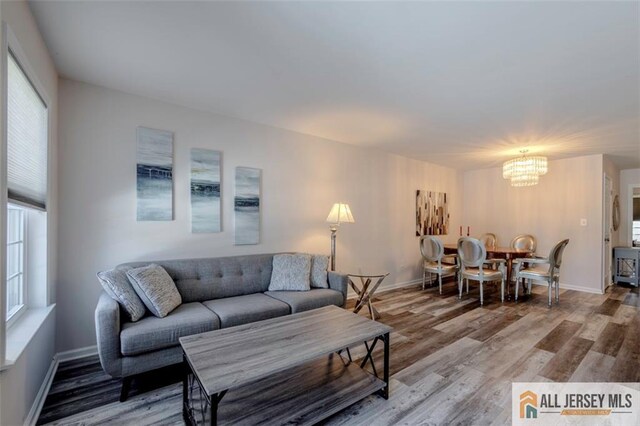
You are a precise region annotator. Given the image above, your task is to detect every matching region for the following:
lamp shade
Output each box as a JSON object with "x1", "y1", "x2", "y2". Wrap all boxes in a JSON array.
[{"x1": 326, "y1": 203, "x2": 355, "y2": 224}]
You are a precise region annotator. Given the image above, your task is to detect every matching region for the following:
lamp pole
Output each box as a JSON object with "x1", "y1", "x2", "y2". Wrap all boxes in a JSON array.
[{"x1": 330, "y1": 225, "x2": 338, "y2": 271}]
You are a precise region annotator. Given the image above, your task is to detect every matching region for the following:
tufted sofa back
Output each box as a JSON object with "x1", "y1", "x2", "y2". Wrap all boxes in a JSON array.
[{"x1": 120, "y1": 253, "x2": 275, "y2": 302}]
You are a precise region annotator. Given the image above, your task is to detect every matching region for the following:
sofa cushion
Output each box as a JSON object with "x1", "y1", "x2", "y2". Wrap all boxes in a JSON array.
[
  {"x1": 127, "y1": 264, "x2": 182, "y2": 318},
  {"x1": 120, "y1": 302, "x2": 220, "y2": 356},
  {"x1": 268, "y1": 254, "x2": 312, "y2": 291},
  {"x1": 120, "y1": 254, "x2": 275, "y2": 303},
  {"x1": 265, "y1": 289, "x2": 344, "y2": 313},
  {"x1": 202, "y1": 293, "x2": 290, "y2": 328},
  {"x1": 97, "y1": 266, "x2": 147, "y2": 322},
  {"x1": 311, "y1": 255, "x2": 330, "y2": 288}
]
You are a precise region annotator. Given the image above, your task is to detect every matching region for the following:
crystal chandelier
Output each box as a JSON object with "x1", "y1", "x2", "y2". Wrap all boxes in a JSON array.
[{"x1": 502, "y1": 150, "x2": 548, "y2": 187}]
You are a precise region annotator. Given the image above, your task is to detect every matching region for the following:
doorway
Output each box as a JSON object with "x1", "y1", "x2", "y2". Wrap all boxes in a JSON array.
[{"x1": 603, "y1": 174, "x2": 612, "y2": 291}]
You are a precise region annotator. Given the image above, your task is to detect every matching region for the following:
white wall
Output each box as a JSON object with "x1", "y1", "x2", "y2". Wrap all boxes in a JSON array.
[
  {"x1": 462, "y1": 154, "x2": 604, "y2": 293},
  {"x1": 0, "y1": 0, "x2": 58, "y2": 424},
  {"x1": 0, "y1": 310, "x2": 55, "y2": 426},
  {"x1": 620, "y1": 168, "x2": 640, "y2": 246},
  {"x1": 57, "y1": 79, "x2": 462, "y2": 352}
]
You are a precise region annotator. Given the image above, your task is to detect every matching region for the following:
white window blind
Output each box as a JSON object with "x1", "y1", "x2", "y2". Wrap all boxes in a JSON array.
[{"x1": 7, "y1": 51, "x2": 48, "y2": 210}]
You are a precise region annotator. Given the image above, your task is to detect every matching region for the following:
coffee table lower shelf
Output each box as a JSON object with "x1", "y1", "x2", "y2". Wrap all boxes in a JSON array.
[{"x1": 183, "y1": 354, "x2": 386, "y2": 425}]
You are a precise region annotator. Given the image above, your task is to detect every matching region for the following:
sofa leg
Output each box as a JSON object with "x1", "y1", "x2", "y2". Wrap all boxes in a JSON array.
[{"x1": 120, "y1": 376, "x2": 132, "y2": 402}]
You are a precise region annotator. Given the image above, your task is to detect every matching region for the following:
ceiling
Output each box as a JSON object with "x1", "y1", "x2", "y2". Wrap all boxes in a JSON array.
[{"x1": 29, "y1": 1, "x2": 640, "y2": 170}]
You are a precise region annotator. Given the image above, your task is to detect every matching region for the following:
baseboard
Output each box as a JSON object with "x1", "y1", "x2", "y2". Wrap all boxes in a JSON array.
[
  {"x1": 24, "y1": 355, "x2": 58, "y2": 426},
  {"x1": 56, "y1": 345, "x2": 98, "y2": 362},
  {"x1": 347, "y1": 278, "x2": 423, "y2": 299},
  {"x1": 532, "y1": 281, "x2": 604, "y2": 295},
  {"x1": 347, "y1": 276, "x2": 605, "y2": 298}
]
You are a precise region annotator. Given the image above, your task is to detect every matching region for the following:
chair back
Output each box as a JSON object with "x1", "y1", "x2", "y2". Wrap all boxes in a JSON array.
[
  {"x1": 511, "y1": 234, "x2": 537, "y2": 252},
  {"x1": 420, "y1": 235, "x2": 444, "y2": 263},
  {"x1": 548, "y1": 239, "x2": 569, "y2": 273},
  {"x1": 479, "y1": 233, "x2": 497, "y2": 250},
  {"x1": 457, "y1": 237, "x2": 487, "y2": 268}
]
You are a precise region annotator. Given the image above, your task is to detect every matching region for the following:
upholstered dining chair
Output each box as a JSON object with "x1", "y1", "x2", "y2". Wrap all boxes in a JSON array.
[
  {"x1": 508, "y1": 234, "x2": 537, "y2": 279},
  {"x1": 420, "y1": 235, "x2": 457, "y2": 294},
  {"x1": 457, "y1": 237, "x2": 505, "y2": 305},
  {"x1": 514, "y1": 239, "x2": 570, "y2": 307},
  {"x1": 510, "y1": 234, "x2": 537, "y2": 252},
  {"x1": 479, "y1": 233, "x2": 498, "y2": 250}
]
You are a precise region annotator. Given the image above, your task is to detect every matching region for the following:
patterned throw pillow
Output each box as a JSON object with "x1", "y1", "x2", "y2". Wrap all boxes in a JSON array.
[
  {"x1": 268, "y1": 254, "x2": 312, "y2": 291},
  {"x1": 97, "y1": 266, "x2": 147, "y2": 322},
  {"x1": 126, "y1": 264, "x2": 182, "y2": 318},
  {"x1": 311, "y1": 255, "x2": 330, "y2": 288}
]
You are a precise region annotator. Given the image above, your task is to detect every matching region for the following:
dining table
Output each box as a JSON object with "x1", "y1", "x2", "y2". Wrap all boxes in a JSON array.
[{"x1": 443, "y1": 244, "x2": 533, "y2": 298}]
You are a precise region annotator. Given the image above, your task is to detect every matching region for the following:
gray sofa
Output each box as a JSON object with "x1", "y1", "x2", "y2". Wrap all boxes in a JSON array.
[{"x1": 95, "y1": 253, "x2": 348, "y2": 401}]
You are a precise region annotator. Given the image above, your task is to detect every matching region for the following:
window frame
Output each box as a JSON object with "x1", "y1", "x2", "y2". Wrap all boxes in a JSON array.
[
  {"x1": 1, "y1": 24, "x2": 52, "y2": 336},
  {"x1": 6, "y1": 204, "x2": 26, "y2": 328}
]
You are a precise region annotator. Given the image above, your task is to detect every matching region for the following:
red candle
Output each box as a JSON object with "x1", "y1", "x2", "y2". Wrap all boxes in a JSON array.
[
  {"x1": 459, "y1": 226, "x2": 462, "y2": 236},
  {"x1": 467, "y1": 226, "x2": 470, "y2": 236}
]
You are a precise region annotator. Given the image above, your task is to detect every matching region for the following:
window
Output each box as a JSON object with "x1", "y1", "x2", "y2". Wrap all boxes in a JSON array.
[
  {"x1": 6, "y1": 205, "x2": 25, "y2": 322},
  {"x1": 5, "y1": 47, "x2": 48, "y2": 326}
]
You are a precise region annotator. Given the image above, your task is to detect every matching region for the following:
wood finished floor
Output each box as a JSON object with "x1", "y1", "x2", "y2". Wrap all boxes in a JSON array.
[{"x1": 38, "y1": 281, "x2": 640, "y2": 425}]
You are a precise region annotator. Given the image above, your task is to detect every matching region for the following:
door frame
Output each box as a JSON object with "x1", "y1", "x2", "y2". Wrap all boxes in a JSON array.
[{"x1": 602, "y1": 173, "x2": 613, "y2": 292}]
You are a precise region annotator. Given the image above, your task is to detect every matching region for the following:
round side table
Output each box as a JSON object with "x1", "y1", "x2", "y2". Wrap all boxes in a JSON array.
[{"x1": 347, "y1": 273, "x2": 389, "y2": 321}]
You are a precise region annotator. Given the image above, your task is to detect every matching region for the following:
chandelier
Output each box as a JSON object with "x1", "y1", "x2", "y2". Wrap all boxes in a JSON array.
[{"x1": 502, "y1": 150, "x2": 548, "y2": 187}]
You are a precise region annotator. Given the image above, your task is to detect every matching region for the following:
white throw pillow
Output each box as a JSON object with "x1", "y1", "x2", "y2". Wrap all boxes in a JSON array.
[
  {"x1": 310, "y1": 255, "x2": 330, "y2": 289},
  {"x1": 268, "y1": 254, "x2": 312, "y2": 291},
  {"x1": 127, "y1": 264, "x2": 182, "y2": 318}
]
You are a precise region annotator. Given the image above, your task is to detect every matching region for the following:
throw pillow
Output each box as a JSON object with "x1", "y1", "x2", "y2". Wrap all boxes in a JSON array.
[
  {"x1": 97, "y1": 266, "x2": 146, "y2": 322},
  {"x1": 127, "y1": 264, "x2": 182, "y2": 318},
  {"x1": 310, "y1": 254, "x2": 330, "y2": 288},
  {"x1": 268, "y1": 254, "x2": 312, "y2": 291}
]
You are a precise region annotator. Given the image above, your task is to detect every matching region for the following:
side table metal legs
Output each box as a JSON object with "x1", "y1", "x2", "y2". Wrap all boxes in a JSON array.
[{"x1": 349, "y1": 274, "x2": 389, "y2": 321}]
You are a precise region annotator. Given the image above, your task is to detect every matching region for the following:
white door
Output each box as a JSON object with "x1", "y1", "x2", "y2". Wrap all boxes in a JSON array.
[{"x1": 604, "y1": 175, "x2": 612, "y2": 290}]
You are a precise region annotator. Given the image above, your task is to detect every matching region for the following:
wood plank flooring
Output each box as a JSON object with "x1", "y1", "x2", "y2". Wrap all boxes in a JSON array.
[{"x1": 38, "y1": 280, "x2": 640, "y2": 425}]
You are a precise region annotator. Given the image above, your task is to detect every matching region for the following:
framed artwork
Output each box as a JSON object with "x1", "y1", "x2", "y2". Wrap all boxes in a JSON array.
[
  {"x1": 416, "y1": 190, "x2": 449, "y2": 236},
  {"x1": 190, "y1": 149, "x2": 221, "y2": 233},
  {"x1": 136, "y1": 127, "x2": 173, "y2": 221},
  {"x1": 234, "y1": 167, "x2": 261, "y2": 245}
]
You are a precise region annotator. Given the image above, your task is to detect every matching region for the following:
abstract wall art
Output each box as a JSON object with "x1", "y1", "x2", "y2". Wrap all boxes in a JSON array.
[
  {"x1": 416, "y1": 190, "x2": 449, "y2": 236},
  {"x1": 190, "y1": 148, "x2": 221, "y2": 233},
  {"x1": 136, "y1": 127, "x2": 174, "y2": 221},
  {"x1": 234, "y1": 167, "x2": 261, "y2": 245}
]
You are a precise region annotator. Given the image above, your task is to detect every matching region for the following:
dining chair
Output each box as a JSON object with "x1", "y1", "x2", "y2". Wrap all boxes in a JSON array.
[
  {"x1": 508, "y1": 234, "x2": 537, "y2": 281},
  {"x1": 514, "y1": 239, "x2": 570, "y2": 307},
  {"x1": 510, "y1": 234, "x2": 537, "y2": 252},
  {"x1": 457, "y1": 237, "x2": 505, "y2": 305},
  {"x1": 479, "y1": 233, "x2": 498, "y2": 250},
  {"x1": 420, "y1": 235, "x2": 458, "y2": 294}
]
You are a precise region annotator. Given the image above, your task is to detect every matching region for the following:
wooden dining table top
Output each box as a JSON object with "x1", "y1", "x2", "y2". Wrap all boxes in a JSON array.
[{"x1": 443, "y1": 244, "x2": 532, "y2": 256}]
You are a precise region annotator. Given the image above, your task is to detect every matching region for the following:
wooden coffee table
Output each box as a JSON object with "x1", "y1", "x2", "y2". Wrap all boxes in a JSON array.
[{"x1": 179, "y1": 305, "x2": 392, "y2": 425}]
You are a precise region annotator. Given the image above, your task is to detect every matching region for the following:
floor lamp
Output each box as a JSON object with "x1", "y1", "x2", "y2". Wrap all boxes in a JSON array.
[{"x1": 326, "y1": 203, "x2": 355, "y2": 271}]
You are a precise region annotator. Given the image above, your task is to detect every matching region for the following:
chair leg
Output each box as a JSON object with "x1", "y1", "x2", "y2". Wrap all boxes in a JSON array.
[
  {"x1": 458, "y1": 275, "x2": 463, "y2": 299},
  {"x1": 547, "y1": 282, "x2": 552, "y2": 308},
  {"x1": 479, "y1": 282, "x2": 484, "y2": 305},
  {"x1": 438, "y1": 274, "x2": 443, "y2": 295},
  {"x1": 466, "y1": 278, "x2": 469, "y2": 294},
  {"x1": 555, "y1": 279, "x2": 559, "y2": 303},
  {"x1": 422, "y1": 269, "x2": 426, "y2": 290},
  {"x1": 501, "y1": 278, "x2": 504, "y2": 303},
  {"x1": 515, "y1": 276, "x2": 519, "y2": 301},
  {"x1": 120, "y1": 376, "x2": 132, "y2": 402}
]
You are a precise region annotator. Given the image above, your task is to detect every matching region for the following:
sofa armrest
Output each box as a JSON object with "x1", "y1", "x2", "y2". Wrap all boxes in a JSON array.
[
  {"x1": 95, "y1": 292, "x2": 124, "y2": 377},
  {"x1": 327, "y1": 271, "x2": 349, "y2": 308}
]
